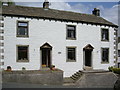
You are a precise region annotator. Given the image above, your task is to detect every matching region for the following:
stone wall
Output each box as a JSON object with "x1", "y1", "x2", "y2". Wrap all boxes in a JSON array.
[
  {"x1": 2, "y1": 70, "x2": 63, "y2": 85},
  {"x1": 76, "y1": 72, "x2": 118, "y2": 88}
]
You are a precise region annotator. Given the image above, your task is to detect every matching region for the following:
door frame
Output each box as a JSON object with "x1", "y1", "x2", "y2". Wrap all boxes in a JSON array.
[
  {"x1": 84, "y1": 49, "x2": 92, "y2": 67},
  {"x1": 40, "y1": 43, "x2": 52, "y2": 69},
  {"x1": 83, "y1": 44, "x2": 94, "y2": 69}
]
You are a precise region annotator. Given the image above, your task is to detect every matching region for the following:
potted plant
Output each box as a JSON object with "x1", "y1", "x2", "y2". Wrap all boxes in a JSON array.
[
  {"x1": 42, "y1": 64, "x2": 46, "y2": 68},
  {"x1": 6, "y1": 66, "x2": 12, "y2": 71},
  {"x1": 108, "y1": 66, "x2": 113, "y2": 72},
  {"x1": 22, "y1": 67, "x2": 26, "y2": 71},
  {"x1": 50, "y1": 65, "x2": 55, "y2": 70}
]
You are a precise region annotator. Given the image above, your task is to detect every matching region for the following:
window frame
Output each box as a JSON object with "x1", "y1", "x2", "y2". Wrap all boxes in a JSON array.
[
  {"x1": 16, "y1": 45, "x2": 29, "y2": 62},
  {"x1": 17, "y1": 21, "x2": 29, "y2": 37},
  {"x1": 101, "y1": 28, "x2": 109, "y2": 41},
  {"x1": 66, "y1": 47, "x2": 76, "y2": 62},
  {"x1": 66, "y1": 25, "x2": 76, "y2": 40},
  {"x1": 101, "y1": 48, "x2": 109, "y2": 64},
  {"x1": 118, "y1": 50, "x2": 120, "y2": 57}
]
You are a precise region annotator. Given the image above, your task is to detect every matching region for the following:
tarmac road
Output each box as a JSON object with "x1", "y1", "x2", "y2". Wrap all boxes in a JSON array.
[{"x1": 2, "y1": 82, "x2": 76, "y2": 88}]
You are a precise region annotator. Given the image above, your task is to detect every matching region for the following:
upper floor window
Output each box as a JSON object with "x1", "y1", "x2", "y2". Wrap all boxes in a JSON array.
[
  {"x1": 66, "y1": 47, "x2": 76, "y2": 62},
  {"x1": 101, "y1": 28, "x2": 109, "y2": 41},
  {"x1": 17, "y1": 21, "x2": 29, "y2": 37},
  {"x1": 101, "y1": 48, "x2": 109, "y2": 63},
  {"x1": 66, "y1": 25, "x2": 76, "y2": 40}
]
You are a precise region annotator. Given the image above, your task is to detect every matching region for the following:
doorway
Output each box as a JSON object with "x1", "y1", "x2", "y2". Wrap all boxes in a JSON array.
[
  {"x1": 83, "y1": 44, "x2": 94, "y2": 67},
  {"x1": 85, "y1": 50, "x2": 92, "y2": 67},
  {"x1": 40, "y1": 43, "x2": 52, "y2": 68}
]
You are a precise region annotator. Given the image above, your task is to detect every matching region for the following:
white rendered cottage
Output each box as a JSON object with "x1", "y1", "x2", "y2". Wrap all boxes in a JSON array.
[{"x1": 0, "y1": 1, "x2": 118, "y2": 77}]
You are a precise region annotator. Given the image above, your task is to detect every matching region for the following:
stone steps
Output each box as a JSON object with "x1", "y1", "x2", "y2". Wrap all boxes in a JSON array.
[{"x1": 70, "y1": 70, "x2": 83, "y2": 82}]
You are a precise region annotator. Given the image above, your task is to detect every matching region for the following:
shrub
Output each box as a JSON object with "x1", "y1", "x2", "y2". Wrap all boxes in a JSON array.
[
  {"x1": 112, "y1": 68, "x2": 120, "y2": 74},
  {"x1": 108, "y1": 66, "x2": 114, "y2": 72},
  {"x1": 108, "y1": 66, "x2": 120, "y2": 74},
  {"x1": 22, "y1": 67, "x2": 26, "y2": 70}
]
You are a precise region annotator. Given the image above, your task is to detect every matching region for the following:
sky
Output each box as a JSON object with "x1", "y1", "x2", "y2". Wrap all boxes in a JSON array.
[{"x1": 12, "y1": 0, "x2": 119, "y2": 26}]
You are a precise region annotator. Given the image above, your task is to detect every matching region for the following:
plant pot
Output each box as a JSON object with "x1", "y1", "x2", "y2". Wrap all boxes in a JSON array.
[
  {"x1": 42, "y1": 64, "x2": 47, "y2": 68},
  {"x1": 50, "y1": 65, "x2": 55, "y2": 70},
  {"x1": 6, "y1": 66, "x2": 12, "y2": 71}
]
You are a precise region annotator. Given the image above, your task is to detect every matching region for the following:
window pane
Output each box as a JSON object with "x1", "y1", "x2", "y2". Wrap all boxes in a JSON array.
[
  {"x1": 67, "y1": 48, "x2": 76, "y2": 61},
  {"x1": 67, "y1": 26, "x2": 75, "y2": 30},
  {"x1": 18, "y1": 22, "x2": 28, "y2": 26},
  {"x1": 17, "y1": 21, "x2": 28, "y2": 37},
  {"x1": 67, "y1": 30, "x2": 75, "y2": 38},
  {"x1": 102, "y1": 48, "x2": 109, "y2": 62},
  {"x1": 67, "y1": 25, "x2": 76, "y2": 39},
  {"x1": 118, "y1": 50, "x2": 120, "y2": 57},
  {"x1": 102, "y1": 29, "x2": 109, "y2": 41},
  {"x1": 18, "y1": 27, "x2": 27, "y2": 35},
  {"x1": 18, "y1": 46, "x2": 28, "y2": 60},
  {"x1": 68, "y1": 30, "x2": 71, "y2": 37}
]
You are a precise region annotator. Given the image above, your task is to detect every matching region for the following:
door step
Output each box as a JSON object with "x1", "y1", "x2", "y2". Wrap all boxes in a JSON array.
[
  {"x1": 84, "y1": 66, "x2": 93, "y2": 71},
  {"x1": 41, "y1": 68, "x2": 50, "y2": 71}
]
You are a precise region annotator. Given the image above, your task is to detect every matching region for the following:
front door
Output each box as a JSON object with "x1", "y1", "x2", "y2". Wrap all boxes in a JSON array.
[
  {"x1": 83, "y1": 44, "x2": 94, "y2": 68},
  {"x1": 85, "y1": 50, "x2": 92, "y2": 67},
  {"x1": 41, "y1": 48, "x2": 51, "y2": 67},
  {"x1": 40, "y1": 43, "x2": 52, "y2": 68}
]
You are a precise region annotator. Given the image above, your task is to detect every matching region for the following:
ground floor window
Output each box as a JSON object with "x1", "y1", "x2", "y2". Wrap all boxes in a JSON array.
[
  {"x1": 118, "y1": 50, "x2": 120, "y2": 57},
  {"x1": 66, "y1": 47, "x2": 76, "y2": 62},
  {"x1": 101, "y1": 48, "x2": 109, "y2": 63},
  {"x1": 17, "y1": 45, "x2": 29, "y2": 62}
]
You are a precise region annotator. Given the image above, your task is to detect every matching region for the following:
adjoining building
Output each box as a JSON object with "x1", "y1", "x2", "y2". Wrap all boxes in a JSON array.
[
  {"x1": 0, "y1": 1, "x2": 118, "y2": 77},
  {"x1": 117, "y1": 37, "x2": 120, "y2": 68}
]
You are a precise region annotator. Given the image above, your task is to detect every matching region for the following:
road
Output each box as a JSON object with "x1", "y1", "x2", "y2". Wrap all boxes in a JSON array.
[{"x1": 2, "y1": 82, "x2": 76, "y2": 88}]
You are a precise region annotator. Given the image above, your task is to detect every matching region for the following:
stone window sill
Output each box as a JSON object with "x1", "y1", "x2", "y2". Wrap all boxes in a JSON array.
[
  {"x1": 17, "y1": 35, "x2": 29, "y2": 38},
  {"x1": 66, "y1": 60, "x2": 76, "y2": 62},
  {"x1": 101, "y1": 62, "x2": 109, "y2": 64},
  {"x1": 101, "y1": 40, "x2": 109, "y2": 42},
  {"x1": 66, "y1": 38, "x2": 76, "y2": 40},
  {"x1": 17, "y1": 60, "x2": 29, "y2": 62}
]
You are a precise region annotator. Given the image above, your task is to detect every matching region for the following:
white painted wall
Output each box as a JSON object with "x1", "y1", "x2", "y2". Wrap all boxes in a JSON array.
[{"x1": 4, "y1": 16, "x2": 115, "y2": 77}]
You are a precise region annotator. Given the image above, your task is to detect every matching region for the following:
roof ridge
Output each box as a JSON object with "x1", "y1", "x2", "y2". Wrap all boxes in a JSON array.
[
  {"x1": 2, "y1": 5, "x2": 118, "y2": 27},
  {"x1": 9, "y1": 5, "x2": 96, "y2": 17}
]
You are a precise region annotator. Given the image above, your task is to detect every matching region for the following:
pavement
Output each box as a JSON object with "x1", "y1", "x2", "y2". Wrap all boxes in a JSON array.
[{"x1": 2, "y1": 82, "x2": 76, "y2": 88}]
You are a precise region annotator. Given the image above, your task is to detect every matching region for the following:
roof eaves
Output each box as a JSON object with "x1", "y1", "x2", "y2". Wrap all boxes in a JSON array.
[{"x1": 3, "y1": 13, "x2": 118, "y2": 28}]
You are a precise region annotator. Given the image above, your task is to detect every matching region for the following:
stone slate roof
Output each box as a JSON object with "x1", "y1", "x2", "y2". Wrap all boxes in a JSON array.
[{"x1": 1, "y1": 5, "x2": 118, "y2": 27}]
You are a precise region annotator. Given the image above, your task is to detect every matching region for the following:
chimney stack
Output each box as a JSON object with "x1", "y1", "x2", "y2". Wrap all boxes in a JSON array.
[
  {"x1": 2, "y1": 0, "x2": 15, "y2": 6},
  {"x1": 92, "y1": 8, "x2": 100, "y2": 16},
  {"x1": 43, "y1": 0, "x2": 49, "y2": 9}
]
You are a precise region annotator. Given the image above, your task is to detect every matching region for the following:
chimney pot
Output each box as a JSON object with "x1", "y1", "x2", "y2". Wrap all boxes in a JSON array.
[
  {"x1": 92, "y1": 8, "x2": 100, "y2": 16},
  {"x1": 43, "y1": 0, "x2": 49, "y2": 9}
]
